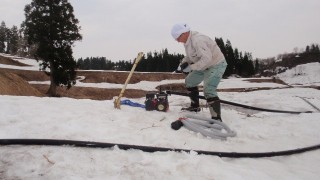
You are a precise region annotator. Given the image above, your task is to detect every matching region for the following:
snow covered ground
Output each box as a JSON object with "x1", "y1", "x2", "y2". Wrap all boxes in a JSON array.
[
  {"x1": 0, "y1": 53, "x2": 41, "y2": 71},
  {"x1": 0, "y1": 55, "x2": 320, "y2": 179}
]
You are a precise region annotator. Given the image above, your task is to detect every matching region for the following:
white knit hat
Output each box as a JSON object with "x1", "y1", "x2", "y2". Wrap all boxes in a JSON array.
[{"x1": 171, "y1": 23, "x2": 190, "y2": 39}]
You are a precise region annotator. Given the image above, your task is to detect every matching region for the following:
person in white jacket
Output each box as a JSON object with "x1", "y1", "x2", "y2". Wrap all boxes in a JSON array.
[{"x1": 171, "y1": 23, "x2": 227, "y2": 121}]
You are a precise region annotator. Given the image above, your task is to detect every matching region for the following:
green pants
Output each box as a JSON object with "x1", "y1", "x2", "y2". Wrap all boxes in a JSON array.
[{"x1": 185, "y1": 60, "x2": 227, "y2": 98}]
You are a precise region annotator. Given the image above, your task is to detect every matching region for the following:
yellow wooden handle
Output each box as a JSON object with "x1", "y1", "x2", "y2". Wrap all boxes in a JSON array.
[{"x1": 114, "y1": 52, "x2": 144, "y2": 109}]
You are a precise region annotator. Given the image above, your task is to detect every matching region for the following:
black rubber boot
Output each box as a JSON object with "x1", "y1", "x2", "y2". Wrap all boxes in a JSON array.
[
  {"x1": 182, "y1": 87, "x2": 200, "y2": 112},
  {"x1": 207, "y1": 97, "x2": 222, "y2": 122}
]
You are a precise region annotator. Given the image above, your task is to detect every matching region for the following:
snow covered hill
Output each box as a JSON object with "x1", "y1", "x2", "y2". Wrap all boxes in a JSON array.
[
  {"x1": 0, "y1": 55, "x2": 320, "y2": 179},
  {"x1": 277, "y1": 62, "x2": 320, "y2": 86}
]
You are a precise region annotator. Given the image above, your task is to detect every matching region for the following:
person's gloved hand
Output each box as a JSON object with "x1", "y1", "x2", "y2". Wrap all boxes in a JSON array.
[{"x1": 180, "y1": 62, "x2": 189, "y2": 71}]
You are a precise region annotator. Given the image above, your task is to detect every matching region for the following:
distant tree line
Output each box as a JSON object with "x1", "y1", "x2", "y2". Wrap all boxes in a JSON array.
[
  {"x1": 257, "y1": 43, "x2": 320, "y2": 76},
  {"x1": 304, "y1": 43, "x2": 320, "y2": 54},
  {"x1": 77, "y1": 48, "x2": 183, "y2": 72},
  {"x1": 77, "y1": 57, "x2": 115, "y2": 70},
  {"x1": 136, "y1": 49, "x2": 183, "y2": 72},
  {"x1": 0, "y1": 20, "x2": 42, "y2": 57},
  {"x1": 0, "y1": 21, "x2": 23, "y2": 55},
  {"x1": 276, "y1": 43, "x2": 320, "y2": 60},
  {"x1": 76, "y1": 39, "x2": 256, "y2": 77}
]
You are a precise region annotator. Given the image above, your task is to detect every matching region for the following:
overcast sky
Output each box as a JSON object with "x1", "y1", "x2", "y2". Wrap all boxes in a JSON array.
[{"x1": 1, "y1": 0, "x2": 320, "y2": 61}]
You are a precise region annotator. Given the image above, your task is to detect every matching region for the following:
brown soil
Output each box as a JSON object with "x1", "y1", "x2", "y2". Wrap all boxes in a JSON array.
[
  {"x1": 31, "y1": 84, "x2": 147, "y2": 100},
  {"x1": 78, "y1": 71, "x2": 184, "y2": 84},
  {"x1": 0, "y1": 70, "x2": 43, "y2": 97},
  {"x1": 2, "y1": 54, "x2": 316, "y2": 101},
  {"x1": 244, "y1": 78, "x2": 287, "y2": 85},
  {"x1": 1, "y1": 68, "x2": 50, "y2": 81}
]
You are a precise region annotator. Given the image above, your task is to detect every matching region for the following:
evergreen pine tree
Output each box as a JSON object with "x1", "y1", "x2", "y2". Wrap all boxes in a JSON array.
[
  {"x1": 311, "y1": 44, "x2": 317, "y2": 53},
  {"x1": 240, "y1": 52, "x2": 255, "y2": 77},
  {"x1": 136, "y1": 55, "x2": 147, "y2": 72},
  {"x1": 233, "y1": 48, "x2": 240, "y2": 74},
  {"x1": 16, "y1": 24, "x2": 28, "y2": 57},
  {"x1": 254, "y1": 59, "x2": 260, "y2": 75},
  {"x1": 315, "y1": 44, "x2": 320, "y2": 53},
  {"x1": 162, "y1": 48, "x2": 170, "y2": 72},
  {"x1": 146, "y1": 52, "x2": 154, "y2": 72},
  {"x1": 225, "y1": 40, "x2": 235, "y2": 76},
  {"x1": 305, "y1": 45, "x2": 310, "y2": 54},
  {"x1": 0, "y1": 21, "x2": 7, "y2": 53},
  {"x1": 7, "y1": 25, "x2": 19, "y2": 55},
  {"x1": 23, "y1": 0, "x2": 82, "y2": 96},
  {"x1": 83, "y1": 58, "x2": 90, "y2": 69}
]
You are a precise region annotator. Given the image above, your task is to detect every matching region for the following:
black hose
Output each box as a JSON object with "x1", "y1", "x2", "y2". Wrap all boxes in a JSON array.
[
  {"x1": 167, "y1": 91, "x2": 313, "y2": 114},
  {"x1": 1, "y1": 139, "x2": 319, "y2": 158}
]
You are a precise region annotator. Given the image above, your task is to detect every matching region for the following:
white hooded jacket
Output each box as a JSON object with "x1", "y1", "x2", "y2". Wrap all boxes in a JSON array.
[{"x1": 181, "y1": 31, "x2": 226, "y2": 71}]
